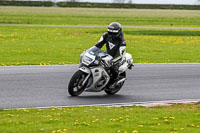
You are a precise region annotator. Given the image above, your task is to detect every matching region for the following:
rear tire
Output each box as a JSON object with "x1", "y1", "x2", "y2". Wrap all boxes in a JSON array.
[
  {"x1": 104, "y1": 72, "x2": 126, "y2": 95},
  {"x1": 68, "y1": 70, "x2": 87, "y2": 96}
]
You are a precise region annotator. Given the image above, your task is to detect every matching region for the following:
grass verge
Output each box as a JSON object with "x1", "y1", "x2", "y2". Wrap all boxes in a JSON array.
[
  {"x1": 0, "y1": 104, "x2": 200, "y2": 133},
  {"x1": 0, "y1": 6, "x2": 200, "y2": 27},
  {"x1": 0, "y1": 26, "x2": 200, "y2": 65}
]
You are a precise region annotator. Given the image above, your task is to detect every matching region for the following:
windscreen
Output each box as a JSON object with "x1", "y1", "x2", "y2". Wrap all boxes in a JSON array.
[{"x1": 88, "y1": 46, "x2": 107, "y2": 57}]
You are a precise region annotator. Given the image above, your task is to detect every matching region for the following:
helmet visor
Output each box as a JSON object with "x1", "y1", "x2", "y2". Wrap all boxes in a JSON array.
[
  {"x1": 107, "y1": 29, "x2": 119, "y2": 33},
  {"x1": 107, "y1": 29, "x2": 119, "y2": 38}
]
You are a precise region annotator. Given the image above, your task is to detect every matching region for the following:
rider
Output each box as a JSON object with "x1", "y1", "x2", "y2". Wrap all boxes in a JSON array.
[{"x1": 95, "y1": 22, "x2": 126, "y2": 81}]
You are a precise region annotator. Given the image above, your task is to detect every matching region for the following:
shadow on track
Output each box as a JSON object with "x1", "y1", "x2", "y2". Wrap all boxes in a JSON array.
[{"x1": 66, "y1": 94, "x2": 138, "y2": 105}]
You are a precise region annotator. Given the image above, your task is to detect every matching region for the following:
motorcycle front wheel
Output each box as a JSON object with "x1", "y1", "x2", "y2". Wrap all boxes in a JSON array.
[{"x1": 68, "y1": 70, "x2": 88, "y2": 96}]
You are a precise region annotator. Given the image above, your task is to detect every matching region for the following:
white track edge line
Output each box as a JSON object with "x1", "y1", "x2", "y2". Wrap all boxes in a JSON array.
[{"x1": 3, "y1": 99, "x2": 200, "y2": 110}]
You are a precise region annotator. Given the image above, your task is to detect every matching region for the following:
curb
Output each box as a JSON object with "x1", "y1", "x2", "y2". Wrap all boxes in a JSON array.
[{"x1": 5, "y1": 99, "x2": 199, "y2": 110}]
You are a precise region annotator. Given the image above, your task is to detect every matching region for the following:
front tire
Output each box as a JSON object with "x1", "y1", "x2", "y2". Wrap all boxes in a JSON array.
[{"x1": 68, "y1": 70, "x2": 87, "y2": 96}]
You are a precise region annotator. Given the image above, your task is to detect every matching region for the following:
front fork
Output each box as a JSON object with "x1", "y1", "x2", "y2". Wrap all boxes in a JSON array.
[{"x1": 79, "y1": 66, "x2": 91, "y2": 86}]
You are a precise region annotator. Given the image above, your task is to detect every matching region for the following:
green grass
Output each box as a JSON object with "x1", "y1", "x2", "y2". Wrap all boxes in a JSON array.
[
  {"x1": 0, "y1": 104, "x2": 200, "y2": 133},
  {"x1": 1, "y1": 6, "x2": 200, "y2": 27},
  {"x1": 0, "y1": 6, "x2": 200, "y2": 65},
  {"x1": 0, "y1": 26, "x2": 200, "y2": 65}
]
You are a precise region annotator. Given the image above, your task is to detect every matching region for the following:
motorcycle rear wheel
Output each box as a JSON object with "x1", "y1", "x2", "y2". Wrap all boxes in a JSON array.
[
  {"x1": 68, "y1": 70, "x2": 87, "y2": 96},
  {"x1": 104, "y1": 72, "x2": 126, "y2": 95}
]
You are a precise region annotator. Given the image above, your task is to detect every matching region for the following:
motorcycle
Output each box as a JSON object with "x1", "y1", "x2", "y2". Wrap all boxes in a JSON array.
[{"x1": 68, "y1": 46, "x2": 133, "y2": 96}]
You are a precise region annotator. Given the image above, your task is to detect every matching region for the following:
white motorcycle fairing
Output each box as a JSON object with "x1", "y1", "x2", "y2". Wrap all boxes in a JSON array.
[
  {"x1": 68, "y1": 46, "x2": 133, "y2": 96},
  {"x1": 118, "y1": 53, "x2": 133, "y2": 73},
  {"x1": 79, "y1": 66, "x2": 110, "y2": 92}
]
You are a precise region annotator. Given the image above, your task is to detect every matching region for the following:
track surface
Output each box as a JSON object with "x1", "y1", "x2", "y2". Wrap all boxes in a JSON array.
[
  {"x1": 0, "y1": 63, "x2": 200, "y2": 109},
  {"x1": 0, "y1": 24, "x2": 200, "y2": 29}
]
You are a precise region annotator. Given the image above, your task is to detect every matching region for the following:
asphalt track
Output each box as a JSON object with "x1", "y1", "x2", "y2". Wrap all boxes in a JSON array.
[
  {"x1": 0, "y1": 24, "x2": 200, "y2": 29},
  {"x1": 0, "y1": 63, "x2": 200, "y2": 109}
]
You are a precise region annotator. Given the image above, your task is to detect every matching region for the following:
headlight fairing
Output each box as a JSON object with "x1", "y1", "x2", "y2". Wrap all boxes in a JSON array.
[
  {"x1": 80, "y1": 50, "x2": 101, "y2": 66},
  {"x1": 82, "y1": 55, "x2": 94, "y2": 65}
]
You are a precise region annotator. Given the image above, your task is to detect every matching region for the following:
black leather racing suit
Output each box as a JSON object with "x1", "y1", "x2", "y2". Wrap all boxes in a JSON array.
[
  {"x1": 95, "y1": 32, "x2": 126, "y2": 79},
  {"x1": 95, "y1": 32, "x2": 126, "y2": 61}
]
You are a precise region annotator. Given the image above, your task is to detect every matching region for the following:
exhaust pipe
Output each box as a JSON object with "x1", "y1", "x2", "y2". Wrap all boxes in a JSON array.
[{"x1": 117, "y1": 78, "x2": 126, "y2": 84}]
